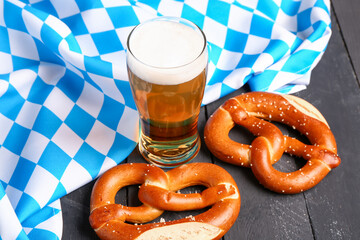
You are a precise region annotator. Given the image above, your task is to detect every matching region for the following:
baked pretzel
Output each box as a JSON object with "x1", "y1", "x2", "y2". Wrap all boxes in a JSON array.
[
  {"x1": 204, "y1": 92, "x2": 341, "y2": 194},
  {"x1": 89, "y1": 163, "x2": 240, "y2": 240}
]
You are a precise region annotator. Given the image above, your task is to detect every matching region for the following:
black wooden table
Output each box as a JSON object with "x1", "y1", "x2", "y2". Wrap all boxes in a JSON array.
[{"x1": 61, "y1": 2, "x2": 360, "y2": 239}]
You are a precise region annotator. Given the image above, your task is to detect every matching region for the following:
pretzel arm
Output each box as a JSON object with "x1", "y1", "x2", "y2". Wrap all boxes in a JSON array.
[
  {"x1": 250, "y1": 136, "x2": 334, "y2": 194},
  {"x1": 204, "y1": 107, "x2": 250, "y2": 166},
  {"x1": 139, "y1": 184, "x2": 235, "y2": 211}
]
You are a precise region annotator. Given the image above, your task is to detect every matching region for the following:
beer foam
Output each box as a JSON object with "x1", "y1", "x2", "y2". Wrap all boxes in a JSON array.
[{"x1": 127, "y1": 19, "x2": 207, "y2": 85}]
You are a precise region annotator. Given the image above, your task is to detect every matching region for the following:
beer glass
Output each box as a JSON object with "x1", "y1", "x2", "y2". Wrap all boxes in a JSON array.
[{"x1": 126, "y1": 17, "x2": 208, "y2": 168}]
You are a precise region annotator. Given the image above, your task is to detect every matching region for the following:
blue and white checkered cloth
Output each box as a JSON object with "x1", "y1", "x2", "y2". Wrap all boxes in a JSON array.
[{"x1": 0, "y1": 0, "x2": 331, "y2": 239}]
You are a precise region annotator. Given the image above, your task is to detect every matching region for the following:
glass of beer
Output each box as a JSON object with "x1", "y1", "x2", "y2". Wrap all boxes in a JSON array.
[{"x1": 126, "y1": 16, "x2": 208, "y2": 168}]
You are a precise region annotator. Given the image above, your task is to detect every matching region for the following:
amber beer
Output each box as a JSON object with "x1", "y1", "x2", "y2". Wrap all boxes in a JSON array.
[{"x1": 126, "y1": 17, "x2": 208, "y2": 167}]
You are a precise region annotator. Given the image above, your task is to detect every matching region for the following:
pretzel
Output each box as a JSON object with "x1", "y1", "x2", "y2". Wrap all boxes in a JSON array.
[
  {"x1": 204, "y1": 92, "x2": 341, "y2": 194},
  {"x1": 89, "y1": 162, "x2": 240, "y2": 240}
]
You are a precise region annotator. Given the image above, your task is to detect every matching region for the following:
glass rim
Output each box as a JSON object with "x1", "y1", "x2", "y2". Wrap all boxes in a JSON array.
[{"x1": 126, "y1": 16, "x2": 207, "y2": 70}]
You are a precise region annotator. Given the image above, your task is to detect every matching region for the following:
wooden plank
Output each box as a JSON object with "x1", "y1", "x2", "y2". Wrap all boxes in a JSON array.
[
  {"x1": 295, "y1": 13, "x2": 360, "y2": 239},
  {"x1": 332, "y1": 0, "x2": 360, "y2": 83}
]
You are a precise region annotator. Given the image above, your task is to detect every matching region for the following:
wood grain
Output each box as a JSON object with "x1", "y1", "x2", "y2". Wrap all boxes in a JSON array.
[
  {"x1": 296, "y1": 13, "x2": 360, "y2": 240},
  {"x1": 332, "y1": 0, "x2": 360, "y2": 84}
]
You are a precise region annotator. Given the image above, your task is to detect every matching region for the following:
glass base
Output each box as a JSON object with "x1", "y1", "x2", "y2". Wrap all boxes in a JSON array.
[{"x1": 138, "y1": 133, "x2": 201, "y2": 168}]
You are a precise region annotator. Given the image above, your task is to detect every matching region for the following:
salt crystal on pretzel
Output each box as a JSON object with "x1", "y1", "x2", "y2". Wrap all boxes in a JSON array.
[
  {"x1": 204, "y1": 92, "x2": 341, "y2": 194},
  {"x1": 89, "y1": 163, "x2": 240, "y2": 240}
]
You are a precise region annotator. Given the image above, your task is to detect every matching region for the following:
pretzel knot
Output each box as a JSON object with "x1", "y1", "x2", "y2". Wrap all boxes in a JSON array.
[
  {"x1": 89, "y1": 163, "x2": 240, "y2": 240},
  {"x1": 204, "y1": 92, "x2": 341, "y2": 194}
]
